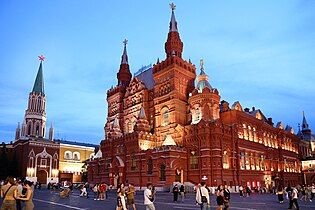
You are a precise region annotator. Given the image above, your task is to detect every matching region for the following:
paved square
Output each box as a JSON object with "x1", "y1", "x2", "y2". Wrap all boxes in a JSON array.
[{"x1": 21, "y1": 189, "x2": 315, "y2": 210}]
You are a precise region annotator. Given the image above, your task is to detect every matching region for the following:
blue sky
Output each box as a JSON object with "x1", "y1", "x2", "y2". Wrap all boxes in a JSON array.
[{"x1": 0, "y1": 0, "x2": 314, "y2": 145}]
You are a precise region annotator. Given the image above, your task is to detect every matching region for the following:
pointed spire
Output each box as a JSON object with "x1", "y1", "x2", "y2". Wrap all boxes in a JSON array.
[
  {"x1": 302, "y1": 111, "x2": 309, "y2": 130},
  {"x1": 169, "y1": 3, "x2": 178, "y2": 32},
  {"x1": 32, "y1": 57, "x2": 45, "y2": 94},
  {"x1": 165, "y1": 3, "x2": 183, "y2": 58},
  {"x1": 117, "y1": 39, "x2": 132, "y2": 86},
  {"x1": 113, "y1": 117, "x2": 120, "y2": 128},
  {"x1": 49, "y1": 122, "x2": 54, "y2": 141},
  {"x1": 121, "y1": 39, "x2": 128, "y2": 64},
  {"x1": 200, "y1": 58, "x2": 206, "y2": 75},
  {"x1": 138, "y1": 106, "x2": 147, "y2": 119}
]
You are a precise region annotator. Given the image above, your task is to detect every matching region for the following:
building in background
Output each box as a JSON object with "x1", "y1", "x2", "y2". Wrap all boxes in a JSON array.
[
  {"x1": 56, "y1": 139, "x2": 97, "y2": 183},
  {"x1": 5, "y1": 57, "x2": 98, "y2": 184},
  {"x1": 299, "y1": 113, "x2": 315, "y2": 184},
  {"x1": 88, "y1": 4, "x2": 304, "y2": 189}
]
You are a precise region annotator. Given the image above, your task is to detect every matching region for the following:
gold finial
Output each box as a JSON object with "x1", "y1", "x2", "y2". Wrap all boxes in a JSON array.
[
  {"x1": 200, "y1": 58, "x2": 204, "y2": 70},
  {"x1": 123, "y1": 39, "x2": 128, "y2": 46},
  {"x1": 170, "y1": 3, "x2": 176, "y2": 11}
]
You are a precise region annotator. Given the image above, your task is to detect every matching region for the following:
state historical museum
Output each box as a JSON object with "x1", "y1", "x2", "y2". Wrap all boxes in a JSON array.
[{"x1": 88, "y1": 5, "x2": 303, "y2": 189}]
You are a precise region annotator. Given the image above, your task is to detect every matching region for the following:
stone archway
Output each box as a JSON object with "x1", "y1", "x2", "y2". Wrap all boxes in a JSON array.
[
  {"x1": 171, "y1": 158, "x2": 185, "y2": 183},
  {"x1": 37, "y1": 170, "x2": 48, "y2": 184}
]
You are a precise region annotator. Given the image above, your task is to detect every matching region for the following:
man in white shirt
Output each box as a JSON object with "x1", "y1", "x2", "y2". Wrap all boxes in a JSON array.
[
  {"x1": 144, "y1": 183, "x2": 155, "y2": 210},
  {"x1": 288, "y1": 187, "x2": 299, "y2": 210},
  {"x1": 196, "y1": 182, "x2": 210, "y2": 210}
]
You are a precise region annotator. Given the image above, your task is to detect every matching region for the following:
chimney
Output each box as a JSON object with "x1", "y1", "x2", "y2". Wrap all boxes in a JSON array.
[
  {"x1": 252, "y1": 107, "x2": 255, "y2": 111},
  {"x1": 244, "y1": 108, "x2": 250, "y2": 112},
  {"x1": 268, "y1": 117, "x2": 274, "y2": 126}
]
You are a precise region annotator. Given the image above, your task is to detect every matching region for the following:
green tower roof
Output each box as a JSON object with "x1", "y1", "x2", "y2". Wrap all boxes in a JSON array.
[{"x1": 32, "y1": 61, "x2": 45, "y2": 94}]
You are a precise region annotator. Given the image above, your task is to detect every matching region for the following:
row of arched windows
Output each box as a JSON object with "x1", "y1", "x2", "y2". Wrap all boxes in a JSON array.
[
  {"x1": 64, "y1": 151, "x2": 80, "y2": 160},
  {"x1": 239, "y1": 123, "x2": 298, "y2": 153}
]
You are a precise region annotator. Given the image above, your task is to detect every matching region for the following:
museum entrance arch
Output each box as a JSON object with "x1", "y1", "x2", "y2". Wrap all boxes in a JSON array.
[
  {"x1": 37, "y1": 170, "x2": 48, "y2": 184},
  {"x1": 111, "y1": 156, "x2": 125, "y2": 188}
]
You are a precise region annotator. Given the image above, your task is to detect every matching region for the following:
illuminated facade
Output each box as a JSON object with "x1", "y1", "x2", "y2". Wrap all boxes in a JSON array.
[
  {"x1": 57, "y1": 140, "x2": 96, "y2": 183},
  {"x1": 88, "y1": 4, "x2": 303, "y2": 188}
]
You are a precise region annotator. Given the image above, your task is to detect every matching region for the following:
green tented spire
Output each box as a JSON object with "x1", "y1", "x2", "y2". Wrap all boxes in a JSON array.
[{"x1": 32, "y1": 61, "x2": 45, "y2": 94}]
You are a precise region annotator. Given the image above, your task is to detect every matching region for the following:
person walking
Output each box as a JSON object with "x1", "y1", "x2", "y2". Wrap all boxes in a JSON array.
[
  {"x1": 216, "y1": 185, "x2": 224, "y2": 210},
  {"x1": 117, "y1": 183, "x2": 127, "y2": 210},
  {"x1": 288, "y1": 187, "x2": 299, "y2": 210},
  {"x1": 300, "y1": 185, "x2": 307, "y2": 201},
  {"x1": 239, "y1": 186, "x2": 243, "y2": 197},
  {"x1": 126, "y1": 183, "x2": 136, "y2": 210},
  {"x1": 277, "y1": 185, "x2": 284, "y2": 203},
  {"x1": 246, "y1": 186, "x2": 251, "y2": 197},
  {"x1": 179, "y1": 184, "x2": 185, "y2": 202},
  {"x1": 99, "y1": 182, "x2": 106, "y2": 200},
  {"x1": 195, "y1": 182, "x2": 210, "y2": 210},
  {"x1": 0, "y1": 176, "x2": 18, "y2": 210},
  {"x1": 223, "y1": 185, "x2": 230, "y2": 210},
  {"x1": 17, "y1": 180, "x2": 34, "y2": 210},
  {"x1": 172, "y1": 184, "x2": 179, "y2": 202},
  {"x1": 144, "y1": 183, "x2": 155, "y2": 210}
]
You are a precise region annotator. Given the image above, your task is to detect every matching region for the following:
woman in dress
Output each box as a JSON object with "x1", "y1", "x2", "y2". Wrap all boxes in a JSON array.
[
  {"x1": 0, "y1": 176, "x2": 17, "y2": 210},
  {"x1": 18, "y1": 180, "x2": 34, "y2": 210},
  {"x1": 116, "y1": 183, "x2": 127, "y2": 210},
  {"x1": 216, "y1": 185, "x2": 224, "y2": 210}
]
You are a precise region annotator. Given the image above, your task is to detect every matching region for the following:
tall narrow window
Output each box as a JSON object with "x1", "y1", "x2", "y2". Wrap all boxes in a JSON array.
[
  {"x1": 189, "y1": 151, "x2": 198, "y2": 169},
  {"x1": 240, "y1": 152, "x2": 245, "y2": 170},
  {"x1": 223, "y1": 151, "x2": 229, "y2": 169},
  {"x1": 161, "y1": 107, "x2": 169, "y2": 126},
  {"x1": 147, "y1": 158, "x2": 153, "y2": 174},
  {"x1": 160, "y1": 164, "x2": 166, "y2": 181},
  {"x1": 131, "y1": 155, "x2": 136, "y2": 171}
]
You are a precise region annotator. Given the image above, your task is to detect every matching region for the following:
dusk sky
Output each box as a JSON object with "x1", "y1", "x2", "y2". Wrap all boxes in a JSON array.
[{"x1": 1, "y1": 0, "x2": 314, "y2": 145}]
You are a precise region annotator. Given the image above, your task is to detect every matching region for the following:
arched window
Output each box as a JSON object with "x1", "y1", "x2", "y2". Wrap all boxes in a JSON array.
[
  {"x1": 222, "y1": 151, "x2": 229, "y2": 169},
  {"x1": 64, "y1": 151, "x2": 72, "y2": 160},
  {"x1": 240, "y1": 152, "x2": 245, "y2": 170},
  {"x1": 161, "y1": 107, "x2": 169, "y2": 126},
  {"x1": 73, "y1": 152, "x2": 80, "y2": 160},
  {"x1": 147, "y1": 158, "x2": 153, "y2": 174},
  {"x1": 27, "y1": 123, "x2": 32, "y2": 135},
  {"x1": 192, "y1": 105, "x2": 202, "y2": 124},
  {"x1": 189, "y1": 151, "x2": 198, "y2": 169},
  {"x1": 160, "y1": 164, "x2": 166, "y2": 181},
  {"x1": 35, "y1": 124, "x2": 40, "y2": 136}
]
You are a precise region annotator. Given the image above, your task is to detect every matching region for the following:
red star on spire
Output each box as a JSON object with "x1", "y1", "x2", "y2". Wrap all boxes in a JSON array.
[{"x1": 38, "y1": 55, "x2": 45, "y2": 61}]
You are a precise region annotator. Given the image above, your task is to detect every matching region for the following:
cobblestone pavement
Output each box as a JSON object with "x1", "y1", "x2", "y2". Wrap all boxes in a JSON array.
[{"x1": 24, "y1": 189, "x2": 315, "y2": 210}]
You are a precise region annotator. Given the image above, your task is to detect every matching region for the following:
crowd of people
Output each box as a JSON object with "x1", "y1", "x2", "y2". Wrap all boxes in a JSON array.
[
  {"x1": 2, "y1": 175, "x2": 315, "y2": 210},
  {"x1": 0, "y1": 176, "x2": 34, "y2": 210}
]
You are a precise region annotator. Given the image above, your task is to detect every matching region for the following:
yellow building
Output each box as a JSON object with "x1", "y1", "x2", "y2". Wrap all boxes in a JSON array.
[{"x1": 56, "y1": 140, "x2": 97, "y2": 183}]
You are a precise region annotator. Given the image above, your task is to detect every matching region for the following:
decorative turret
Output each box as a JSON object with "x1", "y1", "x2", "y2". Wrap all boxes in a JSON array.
[
  {"x1": 49, "y1": 123, "x2": 54, "y2": 141},
  {"x1": 165, "y1": 3, "x2": 183, "y2": 58},
  {"x1": 15, "y1": 122, "x2": 20, "y2": 140},
  {"x1": 301, "y1": 111, "x2": 311, "y2": 136},
  {"x1": 109, "y1": 116, "x2": 123, "y2": 138},
  {"x1": 117, "y1": 39, "x2": 132, "y2": 86},
  {"x1": 23, "y1": 55, "x2": 47, "y2": 138},
  {"x1": 134, "y1": 107, "x2": 150, "y2": 132},
  {"x1": 196, "y1": 59, "x2": 212, "y2": 93}
]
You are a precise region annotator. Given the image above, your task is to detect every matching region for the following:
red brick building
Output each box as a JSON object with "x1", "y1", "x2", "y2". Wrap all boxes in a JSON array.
[{"x1": 88, "y1": 4, "x2": 303, "y2": 189}]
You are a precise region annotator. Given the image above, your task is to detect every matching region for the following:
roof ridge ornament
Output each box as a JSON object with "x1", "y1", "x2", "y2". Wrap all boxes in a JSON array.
[
  {"x1": 38, "y1": 55, "x2": 45, "y2": 62},
  {"x1": 200, "y1": 58, "x2": 204, "y2": 70},
  {"x1": 170, "y1": 2, "x2": 176, "y2": 11}
]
